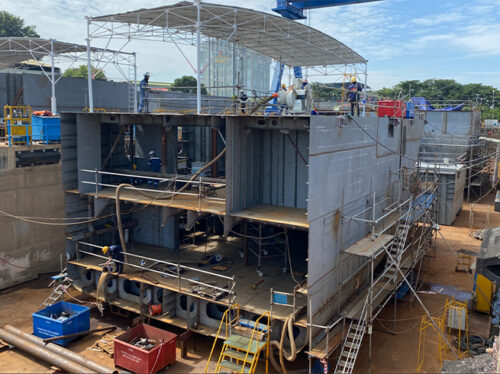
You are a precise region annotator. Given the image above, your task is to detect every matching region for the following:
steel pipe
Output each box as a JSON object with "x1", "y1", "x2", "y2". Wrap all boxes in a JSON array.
[
  {"x1": 0, "y1": 327, "x2": 96, "y2": 374},
  {"x1": 3, "y1": 325, "x2": 117, "y2": 374}
]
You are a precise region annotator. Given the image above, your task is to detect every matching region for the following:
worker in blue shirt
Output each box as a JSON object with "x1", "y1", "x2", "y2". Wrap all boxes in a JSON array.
[
  {"x1": 148, "y1": 150, "x2": 162, "y2": 188},
  {"x1": 102, "y1": 244, "x2": 124, "y2": 274},
  {"x1": 138, "y1": 72, "x2": 150, "y2": 113},
  {"x1": 348, "y1": 76, "x2": 363, "y2": 116}
]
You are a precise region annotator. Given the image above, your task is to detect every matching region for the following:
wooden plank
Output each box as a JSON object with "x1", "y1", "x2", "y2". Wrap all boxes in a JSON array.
[
  {"x1": 66, "y1": 187, "x2": 226, "y2": 215},
  {"x1": 232, "y1": 204, "x2": 308, "y2": 229},
  {"x1": 344, "y1": 234, "x2": 394, "y2": 257}
]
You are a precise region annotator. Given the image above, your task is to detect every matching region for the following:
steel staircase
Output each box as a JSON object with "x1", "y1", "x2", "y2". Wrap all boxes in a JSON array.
[
  {"x1": 206, "y1": 304, "x2": 270, "y2": 374},
  {"x1": 383, "y1": 209, "x2": 413, "y2": 282},
  {"x1": 335, "y1": 293, "x2": 370, "y2": 374}
]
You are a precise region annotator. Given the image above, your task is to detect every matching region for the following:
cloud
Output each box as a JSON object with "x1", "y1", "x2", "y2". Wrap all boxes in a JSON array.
[{"x1": 3, "y1": 0, "x2": 500, "y2": 89}]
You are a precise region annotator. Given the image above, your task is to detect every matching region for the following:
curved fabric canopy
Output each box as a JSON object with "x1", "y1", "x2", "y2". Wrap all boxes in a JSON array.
[
  {"x1": 90, "y1": 1, "x2": 366, "y2": 67},
  {"x1": 0, "y1": 37, "x2": 130, "y2": 69}
]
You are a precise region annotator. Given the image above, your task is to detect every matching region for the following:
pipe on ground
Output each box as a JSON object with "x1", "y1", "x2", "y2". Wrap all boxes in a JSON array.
[
  {"x1": 0, "y1": 327, "x2": 96, "y2": 374},
  {"x1": 4, "y1": 324, "x2": 117, "y2": 374}
]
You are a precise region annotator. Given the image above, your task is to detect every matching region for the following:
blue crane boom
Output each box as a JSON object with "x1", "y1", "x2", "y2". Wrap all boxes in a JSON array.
[{"x1": 272, "y1": 0, "x2": 382, "y2": 20}]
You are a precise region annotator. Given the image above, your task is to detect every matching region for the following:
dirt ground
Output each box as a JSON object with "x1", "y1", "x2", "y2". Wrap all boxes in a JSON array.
[{"x1": 0, "y1": 192, "x2": 498, "y2": 373}]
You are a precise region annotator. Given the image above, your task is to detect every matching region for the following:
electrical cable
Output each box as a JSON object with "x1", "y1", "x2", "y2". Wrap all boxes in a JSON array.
[
  {"x1": 455, "y1": 335, "x2": 492, "y2": 355},
  {"x1": 376, "y1": 319, "x2": 419, "y2": 335},
  {"x1": 284, "y1": 229, "x2": 301, "y2": 288}
]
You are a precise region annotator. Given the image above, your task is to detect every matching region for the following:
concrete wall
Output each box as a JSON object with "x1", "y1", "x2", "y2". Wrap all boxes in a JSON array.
[
  {"x1": 0, "y1": 144, "x2": 65, "y2": 290},
  {"x1": 307, "y1": 115, "x2": 425, "y2": 326}
]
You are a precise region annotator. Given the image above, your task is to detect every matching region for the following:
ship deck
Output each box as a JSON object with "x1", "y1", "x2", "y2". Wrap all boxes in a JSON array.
[{"x1": 69, "y1": 236, "x2": 308, "y2": 324}]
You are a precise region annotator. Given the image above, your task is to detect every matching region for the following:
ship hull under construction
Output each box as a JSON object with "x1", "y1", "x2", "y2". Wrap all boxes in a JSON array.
[{"x1": 62, "y1": 112, "x2": 436, "y2": 360}]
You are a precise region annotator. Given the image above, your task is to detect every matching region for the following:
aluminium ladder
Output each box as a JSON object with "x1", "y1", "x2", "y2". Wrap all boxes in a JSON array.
[
  {"x1": 335, "y1": 293, "x2": 370, "y2": 374},
  {"x1": 383, "y1": 209, "x2": 413, "y2": 282}
]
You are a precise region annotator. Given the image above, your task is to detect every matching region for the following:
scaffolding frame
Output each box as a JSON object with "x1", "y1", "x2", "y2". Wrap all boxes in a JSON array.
[
  {"x1": 85, "y1": 1, "x2": 368, "y2": 115},
  {"x1": 0, "y1": 37, "x2": 136, "y2": 114},
  {"x1": 305, "y1": 167, "x2": 444, "y2": 370}
]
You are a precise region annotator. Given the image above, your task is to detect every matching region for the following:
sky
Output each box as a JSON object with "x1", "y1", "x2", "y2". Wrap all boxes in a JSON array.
[{"x1": 2, "y1": 0, "x2": 500, "y2": 90}]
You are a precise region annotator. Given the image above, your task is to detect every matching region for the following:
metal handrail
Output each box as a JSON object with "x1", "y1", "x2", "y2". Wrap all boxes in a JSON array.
[
  {"x1": 242, "y1": 310, "x2": 270, "y2": 373},
  {"x1": 76, "y1": 241, "x2": 235, "y2": 299},
  {"x1": 205, "y1": 303, "x2": 240, "y2": 374},
  {"x1": 80, "y1": 169, "x2": 226, "y2": 187},
  {"x1": 81, "y1": 181, "x2": 225, "y2": 200}
]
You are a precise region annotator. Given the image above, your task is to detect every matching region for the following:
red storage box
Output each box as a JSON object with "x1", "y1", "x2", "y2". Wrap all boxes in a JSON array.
[
  {"x1": 114, "y1": 323, "x2": 177, "y2": 373},
  {"x1": 378, "y1": 100, "x2": 406, "y2": 118}
]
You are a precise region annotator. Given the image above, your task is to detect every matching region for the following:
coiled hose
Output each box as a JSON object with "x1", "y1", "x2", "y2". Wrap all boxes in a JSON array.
[
  {"x1": 455, "y1": 334, "x2": 492, "y2": 355},
  {"x1": 269, "y1": 311, "x2": 308, "y2": 373}
]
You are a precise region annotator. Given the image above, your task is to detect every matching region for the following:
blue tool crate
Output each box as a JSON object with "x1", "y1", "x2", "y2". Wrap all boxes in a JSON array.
[
  {"x1": 31, "y1": 115, "x2": 61, "y2": 143},
  {"x1": 32, "y1": 301, "x2": 90, "y2": 346}
]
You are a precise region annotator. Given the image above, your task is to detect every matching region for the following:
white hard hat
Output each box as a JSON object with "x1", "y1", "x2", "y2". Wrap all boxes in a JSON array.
[{"x1": 149, "y1": 150, "x2": 156, "y2": 156}]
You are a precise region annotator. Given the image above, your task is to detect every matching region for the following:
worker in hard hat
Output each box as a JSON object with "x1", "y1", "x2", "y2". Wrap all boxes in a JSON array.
[
  {"x1": 148, "y1": 150, "x2": 162, "y2": 188},
  {"x1": 238, "y1": 90, "x2": 248, "y2": 114},
  {"x1": 348, "y1": 76, "x2": 363, "y2": 116},
  {"x1": 138, "y1": 72, "x2": 150, "y2": 113},
  {"x1": 102, "y1": 244, "x2": 124, "y2": 274},
  {"x1": 278, "y1": 83, "x2": 287, "y2": 114}
]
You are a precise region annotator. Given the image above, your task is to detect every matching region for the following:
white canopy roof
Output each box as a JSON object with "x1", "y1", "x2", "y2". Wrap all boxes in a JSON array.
[{"x1": 90, "y1": 1, "x2": 366, "y2": 67}]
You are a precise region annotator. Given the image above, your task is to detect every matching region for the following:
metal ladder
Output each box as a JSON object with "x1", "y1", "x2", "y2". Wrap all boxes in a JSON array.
[
  {"x1": 383, "y1": 209, "x2": 412, "y2": 282},
  {"x1": 40, "y1": 270, "x2": 71, "y2": 308},
  {"x1": 335, "y1": 293, "x2": 370, "y2": 374},
  {"x1": 206, "y1": 304, "x2": 270, "y2": 374},
  {"x1": 128, "y1": 83, "x2": 136, "y2": 113}
]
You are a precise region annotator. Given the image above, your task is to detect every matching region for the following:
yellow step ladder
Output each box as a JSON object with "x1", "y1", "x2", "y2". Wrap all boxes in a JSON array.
[{"x1": 206, "y1": 304, "x2": 270, "y2": 374}]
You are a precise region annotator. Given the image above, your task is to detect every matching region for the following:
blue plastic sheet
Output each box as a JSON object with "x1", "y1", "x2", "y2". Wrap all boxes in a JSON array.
[{"x1": 411, "y1": 97, "x2": 465, "y2": 112}]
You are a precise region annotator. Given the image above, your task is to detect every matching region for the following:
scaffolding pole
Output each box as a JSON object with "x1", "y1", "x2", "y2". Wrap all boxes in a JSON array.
[{"x1": 86, "y1": 18, "x2": 94, "y2": 113}]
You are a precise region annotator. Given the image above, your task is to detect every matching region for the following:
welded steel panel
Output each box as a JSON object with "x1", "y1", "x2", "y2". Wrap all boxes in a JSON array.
[{"x1": 307, "y1": 116, "x2": 425, "y2": 326}]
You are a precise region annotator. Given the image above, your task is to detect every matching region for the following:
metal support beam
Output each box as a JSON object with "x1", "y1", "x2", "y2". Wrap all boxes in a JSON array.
[
  {"x1": 50, "y1": 39, "x2": 57, "y2": 114},
  {"x1": 133, "y1": 52, "x2": 138, "y2": 113},
  {"x1": 195, "y1": 0, "x2": 201, "y2": 115},
  {"x1": 86, "y1": 18, "x2": 94, "y2": 113}
]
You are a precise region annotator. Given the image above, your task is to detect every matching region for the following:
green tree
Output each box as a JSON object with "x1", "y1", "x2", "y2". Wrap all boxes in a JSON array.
[
  {"x1": 310, "y1": 82, "x2": 343, "y2": 101},
  {"x1": 63, "y1": 65, "x2": 106, "y2": 80},
  {"x1": 0, "y1": 11, "x2": 39, "y2": 37},
  {"x1": 171, "y1": 75, "x2": 207, "y2": 94}
]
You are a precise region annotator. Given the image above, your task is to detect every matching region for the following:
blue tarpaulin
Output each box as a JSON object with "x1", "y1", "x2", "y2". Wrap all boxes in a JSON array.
[
  {"x1": 409, "y1": 192, "x2": 436, "y2": 222},
  {"x1": 411, "y1": 97, "x2": 465, "y2": 112}
]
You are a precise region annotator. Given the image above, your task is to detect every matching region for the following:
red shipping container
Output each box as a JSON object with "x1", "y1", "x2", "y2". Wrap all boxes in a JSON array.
[
  {"x1": 378, "y1": 100, "x2": 407, "y2": 118},
  {"x1": 114, "y1": 324, "x2": 177, "y2": 374}
]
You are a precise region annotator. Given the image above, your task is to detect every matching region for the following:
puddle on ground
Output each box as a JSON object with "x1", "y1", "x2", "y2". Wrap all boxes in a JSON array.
[{"x1": 418, "y1": 282, "x2": 470, "y2": 302}]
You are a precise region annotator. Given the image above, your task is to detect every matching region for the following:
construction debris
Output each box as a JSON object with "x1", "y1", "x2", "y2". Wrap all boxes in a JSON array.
[
  {"x1": 130, "y1": 337, "x2": 158, "y2": 351},
  {"x1": 473, "y1": 230, "x2": 485, "y2": 241},
  {"x1": 50, "y1": 311, "x2": 74, "y2": 322}
]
